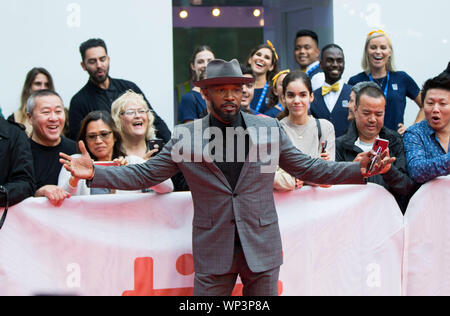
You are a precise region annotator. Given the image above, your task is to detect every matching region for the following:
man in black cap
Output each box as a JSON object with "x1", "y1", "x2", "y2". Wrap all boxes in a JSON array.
[{"x1": 61, "y1": 59, "x2": 395, "y2": 296}]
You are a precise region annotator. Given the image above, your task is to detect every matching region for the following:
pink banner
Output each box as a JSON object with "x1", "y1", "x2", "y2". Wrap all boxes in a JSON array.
[
  {"x1": 403, "y1": 175, "x2": 450, "y2": 296},
  {"x1": 0, "y1": 183, "x2": 404, "y2": 296}
]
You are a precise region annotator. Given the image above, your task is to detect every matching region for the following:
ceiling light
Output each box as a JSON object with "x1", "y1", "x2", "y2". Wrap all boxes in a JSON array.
[
  {"x1": 179, "y1": 10, "x2": 188, "y2": 19},
  {"x1": 253, "y1": 9, "x2": 261, "y2": 17},
  {"x1": 212, "y1": 8, "x2": 221, "y2": 17}
]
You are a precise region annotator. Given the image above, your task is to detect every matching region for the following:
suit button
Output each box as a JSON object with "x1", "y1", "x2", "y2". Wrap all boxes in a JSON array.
[{"x1": 233, "y1": 194, "x2": 238, "y2": 198}]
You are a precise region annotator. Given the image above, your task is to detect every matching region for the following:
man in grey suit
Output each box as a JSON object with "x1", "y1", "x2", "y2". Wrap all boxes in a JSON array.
[{"x1": 60, "y1": 59, "x2": 395, "y2": 296}]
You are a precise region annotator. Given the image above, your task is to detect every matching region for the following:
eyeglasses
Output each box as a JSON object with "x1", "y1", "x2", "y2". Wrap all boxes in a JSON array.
[
  {"x1": 120, "y1": 109, "x2": 149, "y2": 117},
  {"x1": 86, "y1": 131, "x2": 113, "y2": 141}
]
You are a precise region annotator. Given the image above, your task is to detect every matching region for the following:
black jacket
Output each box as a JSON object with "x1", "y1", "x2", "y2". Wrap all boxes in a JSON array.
[
  {"x1": 69, "y1": 78, "x2": 171, "y2": 142},
  {"x1": 336, "y1": 121, "x2": 418, "y2": 212},
  {"x1": 0, "y1": 117, "x2": 35, "y2": 207}
]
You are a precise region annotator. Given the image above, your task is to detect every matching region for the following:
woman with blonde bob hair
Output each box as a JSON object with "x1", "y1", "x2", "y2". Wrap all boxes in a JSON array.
[
  {"x1": 348, "y1": 30, "x2": 423, "y2": 135},
  {"x1": 111, "y1": 90, "x2": 159, "y2": 159}
]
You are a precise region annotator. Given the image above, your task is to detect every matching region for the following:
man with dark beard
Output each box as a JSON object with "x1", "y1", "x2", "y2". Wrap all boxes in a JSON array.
[
  {"x1": 68, "y1": 38, "x2": 171, "y2": 142},
  {"x1": 61, "y1": 59, "x2": 396, "y2": 296}
]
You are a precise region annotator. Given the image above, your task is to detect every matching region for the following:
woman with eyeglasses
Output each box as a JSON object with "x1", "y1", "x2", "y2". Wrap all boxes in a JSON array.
[
  {"x1": 111, "y1": 90, "x2": 189, "y2": 191},
  {"x1": 111, "y1": 90, "x2": 165, "y2": 160},
  {"x1": 58, "y1": 110, "x2": 173, "y2": 195}
]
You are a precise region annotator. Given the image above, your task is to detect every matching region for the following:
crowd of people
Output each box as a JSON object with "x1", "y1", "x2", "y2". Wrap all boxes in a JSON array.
[
  {"x1": 176, "y1": 29, "x2": 449, "y2": 213},
  {"x1": 0, "y1": 30, "x2": 449, "y2": 211},
  {"x1": 0, "y1": 29, "x2": 449, "y2": 296}
]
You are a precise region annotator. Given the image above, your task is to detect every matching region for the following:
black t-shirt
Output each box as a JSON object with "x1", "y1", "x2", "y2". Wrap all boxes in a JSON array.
[
  {"x1": 209, "y1": 112, "x2": 250, "y2": 190},
  {"x1": 68, "y1": 77, "x2": 171, "y2": 143},
  {"x1": 30, "y1": 137, "x2": 77, "y2": 189}
]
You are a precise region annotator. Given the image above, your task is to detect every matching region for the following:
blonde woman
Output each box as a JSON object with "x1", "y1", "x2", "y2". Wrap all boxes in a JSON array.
[
  {"x1": 58, "y1": 110, "x2": 173, "y2": 195},
  {"x1": 111, "y1": 90, "x2": 160, "y2": 160},
  {"x1": 348, "y1": 30, "x2": 423, "y2": 135},
  {"x1": 112, "y1": 90, "x2": 189, "y2": 191}
]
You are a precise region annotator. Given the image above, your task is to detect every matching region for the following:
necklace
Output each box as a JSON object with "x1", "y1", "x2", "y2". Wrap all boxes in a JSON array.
[
  {"x1": 373, "y1": 76, "x2": 386, "y2": 88},
  {"x1": 369, "y1": 72, "x2": 390, "y2": 98}
]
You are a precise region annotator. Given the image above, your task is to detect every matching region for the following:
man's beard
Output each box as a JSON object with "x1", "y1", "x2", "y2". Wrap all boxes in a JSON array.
[
  {"x1": 89, "y1": 67, "x2": 109, "y2": 85},
  {"x1": 210, "y1": 100, "x2": 241, "y2": 124}
]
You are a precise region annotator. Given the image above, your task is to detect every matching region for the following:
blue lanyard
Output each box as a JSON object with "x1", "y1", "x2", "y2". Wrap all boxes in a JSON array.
[
  {"x1": 255, "y1": 82, "x2": 269, "y2": 113},
  {"x1": 306, "y1": 63, "x2": 320, "y2": 77},
  {"x1": 369, "y1": 72, "x2": 390, "y2": 98}
]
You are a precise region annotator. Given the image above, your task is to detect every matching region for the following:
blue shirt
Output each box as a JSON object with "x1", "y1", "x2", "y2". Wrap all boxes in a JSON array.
[
  {"x1": 249, "y1": 87, "x2": 271, "y2": 114},
  {"x1": 178, "y1": 90, "x2": 206, "y2": 123},
  {"x1": 264, "y1": 103, "x2": 284, "y2": 118},
  {"x1": 403, "y1": 120, "x2": 450, "y2": 183},
  {"x1": 348, "y1": 71, "x2": 420, "y2": 131}
]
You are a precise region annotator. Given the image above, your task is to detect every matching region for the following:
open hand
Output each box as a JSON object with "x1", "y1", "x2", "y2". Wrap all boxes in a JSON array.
[
  {"x1": 59, "y1": 141, "x2": 95, "y2": 180},
  {"x1": 359, "y1": 148, "x2": 396, "y2": 178}
]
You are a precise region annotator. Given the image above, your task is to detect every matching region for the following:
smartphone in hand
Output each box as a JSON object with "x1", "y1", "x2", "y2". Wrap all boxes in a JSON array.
[
  {"x1": 321, "y1": 140, "x2": 328, "y2": 153},
  {"x1": 368, "y1": 138, "x2": 389, "y2": 174},
  {"x1": 147, "y1": 139, "x2": 165, "y2": 156}
]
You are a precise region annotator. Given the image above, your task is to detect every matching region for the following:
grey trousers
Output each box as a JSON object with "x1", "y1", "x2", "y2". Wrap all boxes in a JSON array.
[{"x1": 193, "y1": 241, "x2": 280, "y2": 296}]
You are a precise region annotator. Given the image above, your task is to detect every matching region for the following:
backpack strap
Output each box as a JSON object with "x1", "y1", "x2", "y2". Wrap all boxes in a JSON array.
[{"x1": 315, "y1": 118, "x2": 322, "y2": 141}]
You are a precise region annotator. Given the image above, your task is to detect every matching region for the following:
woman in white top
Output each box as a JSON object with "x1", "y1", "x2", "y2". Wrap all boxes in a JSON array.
[
  {"x1": 58, "y1": 110, "x2": 172, "y2": 195},
  {"x1": 111, "y1": 90, "x2": 188, "y2": 192},
  {"x1": 274, "y1": 70, "x2": 336, "y2": 191},
  {"x1": 111, "y1": 90, "x2": 161, "y2": 159}
]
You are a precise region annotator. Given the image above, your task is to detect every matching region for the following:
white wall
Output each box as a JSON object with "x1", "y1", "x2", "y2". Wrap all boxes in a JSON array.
[
  {"x1": 334, "y1": 0, "x2": 449, "y2": 127},
  {"x1": 0, "y1": 0, "x2": 174, "y2": 129}
]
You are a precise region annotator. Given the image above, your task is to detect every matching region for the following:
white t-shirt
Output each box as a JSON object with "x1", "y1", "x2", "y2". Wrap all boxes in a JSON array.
[{"x1": 354, "y1": 138, "x2": 375, "y2": 153}]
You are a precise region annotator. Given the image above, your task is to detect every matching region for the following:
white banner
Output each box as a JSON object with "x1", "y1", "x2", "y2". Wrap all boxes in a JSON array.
[
  {"x1": 0, "y1": 183, "x2": 404, "y2": 296},
  {"x1": 403, "y1": 175, "x2": 450, "y2": 296}
]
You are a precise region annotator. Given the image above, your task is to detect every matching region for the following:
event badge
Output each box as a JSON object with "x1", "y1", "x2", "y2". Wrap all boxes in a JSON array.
[
  {"x1": 342, "y1": 100, "x2": 349, "y2": 108},
  {"x1": 392, "y1": 84, "x2": 398, "y2": 91}
]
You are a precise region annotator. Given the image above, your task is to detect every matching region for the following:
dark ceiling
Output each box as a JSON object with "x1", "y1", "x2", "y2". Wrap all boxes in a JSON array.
[{"x1": 173, "y1": 0, "x2": 263, "y2": 6}]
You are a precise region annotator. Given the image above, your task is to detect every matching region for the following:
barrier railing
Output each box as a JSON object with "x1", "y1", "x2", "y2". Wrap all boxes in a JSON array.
[{"x1": 0, "y1": 176, "x2": 448, "y2": 296}]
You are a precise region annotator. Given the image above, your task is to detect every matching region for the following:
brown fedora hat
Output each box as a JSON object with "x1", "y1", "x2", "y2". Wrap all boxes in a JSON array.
[{"x1": 194, "y1": 59, "x2": 255, "y2": 88}]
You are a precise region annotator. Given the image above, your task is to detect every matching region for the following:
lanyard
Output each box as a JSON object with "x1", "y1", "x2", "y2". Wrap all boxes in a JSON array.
[
  {"x1": 306, "y1": 63, "x2": 320, "y2": 77},
  {"x1": 255, "y1": 82, "x2": 269, "y2": 113},
  {"x1": 369, "y1": 72, "x2": 390, "y2": 98}
]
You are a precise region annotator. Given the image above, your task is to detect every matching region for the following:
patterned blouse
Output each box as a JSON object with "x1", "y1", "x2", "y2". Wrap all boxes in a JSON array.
[{"x1": 404, "y1": 120, "x2": 450, "y2": 183}]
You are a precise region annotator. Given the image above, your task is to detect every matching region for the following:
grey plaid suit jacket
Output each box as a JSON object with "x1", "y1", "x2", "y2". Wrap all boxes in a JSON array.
[{"x1": 90, "y1": 112, "x2": 365, "y2": 274}]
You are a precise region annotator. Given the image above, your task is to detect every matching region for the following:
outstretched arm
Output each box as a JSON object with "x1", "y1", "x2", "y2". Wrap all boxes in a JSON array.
[{"x1": 60, "y1": 140, "x2": 179, "y2": 191}]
